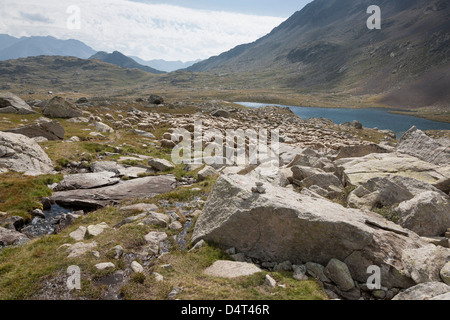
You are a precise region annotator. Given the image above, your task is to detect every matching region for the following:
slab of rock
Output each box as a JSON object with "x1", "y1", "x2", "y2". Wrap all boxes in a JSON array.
[
  {"x1": 148, "y1": 158, "x2": 175, "y2": 172},
  {"x1": 0, "y1": 132, "x2": 54, "y2": 176},
  {"x1": 397, "y1": 127, "x2": 450, "y2": 166},
  {"x1": 49, "y1": 175, "x2": 177, "y2": 208},
  {"x1": 430, "y1": 292, "x2": 450, "y2": 300},
  {"x1": 90, "y1": 161, "x2": 121, "y2": 174},
  {"x1": 0, "y1": 227, "x2": 30, "y2": 247},
  {"x1": 0, "y1": 92, "x2": 36, "y2": 114},
  {"x1": 335, "y1": 152, "x2": 449, "y2": 189},
  {"x1": 87, "y1": 223, "x2": 109, "y2": 237},
  {"x1": 120, "y1": 203, "x2": 158, "y2": 213},
  {"x1": 6, "y1": 118, "x2": 65, "y2": 141},
  {"x1": 55, "y1": 172, "x2": 120, "y2": 191},
  {"x1": 394, "y1": 191, "x2": 450, "y2": 237},
  {"x1": 392, "y1": 282, "x2": 450, "y2": 300},
  {"x1": 204, "y1": 260, "x2": 262, "y2": 278},
  {"x1": 336, "y1": 143, "x2": 390, "y2": 160},
  {"x1": 66, "y1": 241, "x2": 97, "y2": 258},
  {"x1": 42, "y1": 96, "x2": 82, "y2": 119},
  {"x1": 192, "y1": 174, "x2": 434, "y2": 289}
]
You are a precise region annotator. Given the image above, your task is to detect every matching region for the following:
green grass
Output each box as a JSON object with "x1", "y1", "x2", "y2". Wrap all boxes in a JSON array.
[{"x1": 0, "y1": 173, "x2": 63, "y2": 220}]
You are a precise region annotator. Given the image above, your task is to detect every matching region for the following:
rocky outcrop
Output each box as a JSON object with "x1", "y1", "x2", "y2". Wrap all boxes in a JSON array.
[
  {"x1": 0, "y1": 92, "x2": 36, "y2": 114},
  {"x1": 50, "y1": 175, "x2": 177, "y2": 208},
  {"x1": 42, "y1": 96, "x2": 83, "y2": 118},
  {"x1": 6, "y1": 118, "x2": 65, "y2": 141},
  {"x1": 0, "y1": 132, "x2": 54, "y2": 175},
  {"x1": 192, "y1": 174, "x2": 441, "y2": 289},
  {"x1": 397, "y1": 127, "x2": 450, "y2": 166}
]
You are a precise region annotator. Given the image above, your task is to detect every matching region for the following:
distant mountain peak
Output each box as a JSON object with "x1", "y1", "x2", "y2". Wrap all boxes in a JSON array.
[{"x1": 89, "y1": 51, "x2": 165, "y2": 74}]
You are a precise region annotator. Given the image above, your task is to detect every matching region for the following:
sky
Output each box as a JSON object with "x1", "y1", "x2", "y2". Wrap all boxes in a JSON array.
[{"x1": 0, "y1": 0, "x2": 312, "y2": 62}]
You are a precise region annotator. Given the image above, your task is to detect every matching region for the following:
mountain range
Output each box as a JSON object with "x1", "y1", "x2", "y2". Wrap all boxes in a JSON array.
[
  {"x1": 0, "y1": 34, "x2": 196, "y2": 72},
  {"x1": 0, "y1": 35, "x2": 96, "y2": 61},
  {"x1": 188, "y1": 0, "x2": 450, "y2": 109}
]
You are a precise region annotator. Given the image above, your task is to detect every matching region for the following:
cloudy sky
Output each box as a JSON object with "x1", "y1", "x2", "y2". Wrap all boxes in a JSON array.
[{"x1": 0, "y1": 0, "x2": 311, "y2": 61}]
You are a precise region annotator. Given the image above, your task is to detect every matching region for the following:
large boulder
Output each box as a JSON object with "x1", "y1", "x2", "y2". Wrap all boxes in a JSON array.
[
  {"x1": 50, "y1": 175, "x2": 177, "y2": 208},
  {"x1": 42, "y1": 96, "x2": 83, "y2": 119},
  {"x1": 0, "y1": 132, "x2": 54, "y2": 175},
  {"x1": 6, "y1": 118, "x2": 65, "y2": 141},
  {"x1": 0, "y1": 92, "x2": 36, "y2": 114},
  {"x1": 335, "y1": 143, "x2": 390, "y2": 160},
  {"x1": 394, "y1": 191, "x2": 450, "y2": 237},
  {"x1": 397, "y1": 127, "x2": 450, "y2": 166},
  {"x1": 335, "y1": 152, "x2": 449, "y2": 190},
  {"x1": 192, "y1": 174, "x2": 435, "y2": 289}
]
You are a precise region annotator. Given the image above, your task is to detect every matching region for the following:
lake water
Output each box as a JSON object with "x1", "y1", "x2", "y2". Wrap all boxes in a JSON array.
[{"x1": 235, "y1": 102, "x2": 450, "y2": 138}]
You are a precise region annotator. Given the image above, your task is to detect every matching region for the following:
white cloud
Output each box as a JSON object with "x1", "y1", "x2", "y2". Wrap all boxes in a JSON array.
[{"x1": 0, "y1": 0, "x2": 285, "y2": 61}]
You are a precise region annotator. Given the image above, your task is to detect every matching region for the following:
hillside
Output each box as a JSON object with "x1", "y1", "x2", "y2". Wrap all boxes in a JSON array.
[
  {"x1": 188, "y1": 0, "x2": 450, "y2": 109},
  {"x1": 0, "y1": 55, "x2": 155, "y2": 94},
  {"x1": 0, "y1": 35, "x2": 96, "y2": 60},
  {"x1": 90, "y1": 51, "x2": 165, "y2": 74}
]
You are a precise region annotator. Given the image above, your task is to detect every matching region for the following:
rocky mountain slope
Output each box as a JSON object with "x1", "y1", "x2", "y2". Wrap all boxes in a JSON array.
[
  {"x1": 188, "y1": 0, "x2": 450, "y2": 109},
  {"x1": 90, "y1": 51, "x2": 165, "y2": 74},
  {"x1": 0, "y1": 92, "x2": 449, "y2": 300}
]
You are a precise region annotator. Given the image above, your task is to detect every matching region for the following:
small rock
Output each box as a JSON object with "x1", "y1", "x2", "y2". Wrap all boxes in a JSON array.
[
  {"x1": 131, "y1": 261, "x2": 144, "y2": 273},
  {"x1": 324, "y1": 259, "x2": 355, "y2": 292},
  {"x1": 293, "y1": 265, "x2": 308, "y2": 281},
  {"x1": 91, "y1": 251, "x2": 100, "y2": 259},
  {"x1": 168, "y1": 286, "x2": 183, "y2": 300},
  {"x1": 87, "y1": 222, "x2": 109, "y2": 237},
  {"x1": 265, "y1": 274, "x2": 277, "y2": 287},
  {"x1": 153, "y1": 272, "x2": 164, "y2": 282},
  {"x1": 440, "y1": 262, "x2": 450, "y2": 285},
  {"x1": 95, "y1": 262, "x2": 115, "y2": 270},
  {"x1": 148, "y1": 158, "x2": 175, "y2": 172},
  {"x1": 189, "y1": 240, "x2": 205, "y2": 252},
  {"x1": 69, "y1": 226, "x2": 87, "y2": 241},
  {"x1": 31, "y1": 209, "x2": 45, "y2": 219},
  {"x1": 274, "y1": 261, "x2": 292, "y2": 272},
  {"x1": 169, "y1": 221, "x2": 183, "y2": 230}
]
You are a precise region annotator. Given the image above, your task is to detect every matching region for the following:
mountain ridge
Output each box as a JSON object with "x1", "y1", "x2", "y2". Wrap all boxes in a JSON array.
[
  {"x1": 89, "y1": 51, "x2": 165, "y2": 74},
  {"x1": 188, "y1": 0, "x2": 450, "y2": 109}
]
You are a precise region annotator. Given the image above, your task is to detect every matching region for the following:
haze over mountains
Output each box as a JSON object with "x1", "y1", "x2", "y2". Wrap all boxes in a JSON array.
[
  {"x1": 89, "y1": 51, "x2": 165, "y2": 74},
  {"x1": 0, "y1": 34, "x2": 198, "y2": 73},
  {"x1": 189, "y1": 0, "x2": 450, "y2": 109}
]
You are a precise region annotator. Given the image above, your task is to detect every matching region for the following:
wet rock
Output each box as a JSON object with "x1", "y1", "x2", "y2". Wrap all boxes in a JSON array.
[{"x1": 2, "y1": 216, "x2": 24, "y2": 231}]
